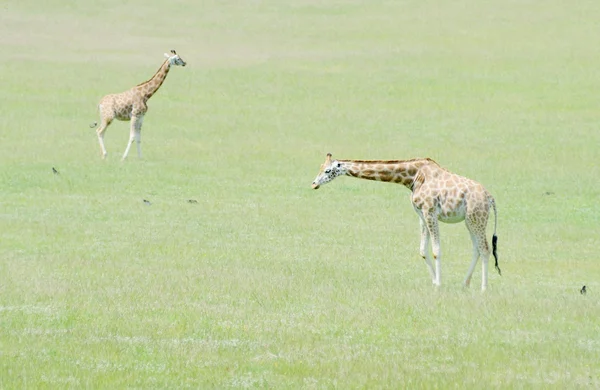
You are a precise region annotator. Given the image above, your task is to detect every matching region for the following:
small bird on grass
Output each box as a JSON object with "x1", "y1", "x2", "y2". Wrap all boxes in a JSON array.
[
  {"x1": 52, "y1": 167, "x2": 59, "y2": 175},
  {"x1": 143, "y1": 199, "x2": 152, "y2": 205},
  {"x1": 580, "y1": 285, "x2": 587, "y2": 295}
]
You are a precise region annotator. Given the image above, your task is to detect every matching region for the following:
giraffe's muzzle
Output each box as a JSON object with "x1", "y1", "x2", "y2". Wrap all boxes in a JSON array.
[{"x1": 312, "y1": 183, "x2": 320, "y2": 190}]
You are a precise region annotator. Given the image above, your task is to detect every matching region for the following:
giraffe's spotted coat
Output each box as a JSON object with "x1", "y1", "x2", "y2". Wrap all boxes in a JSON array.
[
  {"x1": 93, "y1": 51, "x2": 187, "y2": 160},
  {"x1": 312, "y1": 154, "x2": 500, "y2": 291}
]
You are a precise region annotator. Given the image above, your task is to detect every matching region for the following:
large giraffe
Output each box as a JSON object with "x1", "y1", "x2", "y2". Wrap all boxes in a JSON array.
[
  {"x1": 90, "y1": 50, "x2": 187, "y2": 160},
  {"x1": 311, "y1": 153, "x2": 501, "y2": 291}
]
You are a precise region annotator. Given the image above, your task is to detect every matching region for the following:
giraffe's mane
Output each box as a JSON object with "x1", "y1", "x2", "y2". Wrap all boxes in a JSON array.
[
  {"x1": 342, "y1": 157, "x2": 438, "y2": 165},
  {"x1": 135, "y1": 59, "x2": 169, "y2": 87}
]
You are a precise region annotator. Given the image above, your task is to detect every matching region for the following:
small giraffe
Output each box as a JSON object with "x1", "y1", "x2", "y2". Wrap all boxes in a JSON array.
[
  {"x1": 90, "y1": 50, "x2": 187, "y2": 160},
  {"x1": 311, "y1": 153, "x2": 501, "y2": 291}
]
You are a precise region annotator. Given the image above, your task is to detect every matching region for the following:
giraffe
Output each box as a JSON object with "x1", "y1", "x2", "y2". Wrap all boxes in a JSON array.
[
  {"x1": 311, "y1": 153, "x2": 501, "y2": 291},
  {"x1": 90, "y1": 50, "x2": 187, "y2": 160}
]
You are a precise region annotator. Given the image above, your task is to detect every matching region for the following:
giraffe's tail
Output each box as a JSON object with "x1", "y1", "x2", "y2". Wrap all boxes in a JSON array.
[
  {"x1": 491, "y1": 197, "x2": 501, "y2": 276},
  {"x1": 90, "y1": 103, "x2": 101, "y2": 129}
]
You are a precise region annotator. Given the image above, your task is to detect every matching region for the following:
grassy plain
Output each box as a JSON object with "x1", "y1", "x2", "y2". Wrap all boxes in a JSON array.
[{"x1": 1, "y1": 0, "x2": 599, "y2": 388}]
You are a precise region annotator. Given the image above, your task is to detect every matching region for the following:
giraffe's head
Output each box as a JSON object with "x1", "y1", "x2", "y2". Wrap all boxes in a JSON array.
[
  {"x1": 164, "y1": 49, "x2": 187, "y2": 67},
  {"x1": 312, "y1": 153, "x2": 347, "y2": 189}
]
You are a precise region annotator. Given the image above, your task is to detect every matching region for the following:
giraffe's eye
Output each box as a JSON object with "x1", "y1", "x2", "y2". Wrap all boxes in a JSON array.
[{"x1": 337, "y1": 163, "x2": 341, "y2": 168}]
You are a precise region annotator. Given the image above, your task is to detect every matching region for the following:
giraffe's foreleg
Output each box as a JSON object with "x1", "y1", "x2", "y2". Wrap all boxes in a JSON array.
[
  {"x1": 424, "y1": 213, "x2": 442, "y2": 287},
  {"x1": 419, "y1": 217, "x2": 428, "y2": 258},
  {"x1": 122, "y1": 116, "x2": 142, "y2": 161},
  {"x1": 134, "y1": 115, "x2": 144, "y2": 158},
  {"x1": 418, "y1": 216, "x2": 436, "y2": 283}
]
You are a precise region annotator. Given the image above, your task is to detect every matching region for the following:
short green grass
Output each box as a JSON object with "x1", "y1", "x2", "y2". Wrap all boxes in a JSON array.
[{"x1": 1, "y1": 0, "x2": 599, "y2": 388}]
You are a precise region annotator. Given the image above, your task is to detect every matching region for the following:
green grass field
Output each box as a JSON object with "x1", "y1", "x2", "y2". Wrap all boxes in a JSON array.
[{"x1": 1, "y1": 0, "x2": 599, "y2": 388}]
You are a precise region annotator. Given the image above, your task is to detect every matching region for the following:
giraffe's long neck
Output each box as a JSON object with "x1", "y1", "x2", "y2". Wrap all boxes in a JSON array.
[
  {"x1": 341, "y1": 158, "x2": 434, "y2": 190},
  {"x1": 136, "y1": 60, "x2": 171, "y2": 101}
]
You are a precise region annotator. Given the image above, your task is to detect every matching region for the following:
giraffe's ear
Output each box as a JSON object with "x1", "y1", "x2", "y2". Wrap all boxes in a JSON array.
[{"x1": 164, "y1": 53, "x2": 171, "y2": 59}]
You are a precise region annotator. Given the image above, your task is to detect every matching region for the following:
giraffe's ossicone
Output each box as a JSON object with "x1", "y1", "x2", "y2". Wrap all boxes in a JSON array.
[{"x1": 90, "y1": 50, "x2": 187, "y2": 160}]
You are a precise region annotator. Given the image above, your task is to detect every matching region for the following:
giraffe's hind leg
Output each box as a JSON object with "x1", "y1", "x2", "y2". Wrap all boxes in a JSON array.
[
  {"x1": 465, "y1": 211, "x2": 491, "y2": 291},
  {"x1": 95, "y1": 104, "x2": 113, "y2": 159},
  {"x1": 96, "y1": 119, "x2": 112, "y2": 159},
  {"x1": 463, "y1": 226, "x2": 480, "y2": 288}
]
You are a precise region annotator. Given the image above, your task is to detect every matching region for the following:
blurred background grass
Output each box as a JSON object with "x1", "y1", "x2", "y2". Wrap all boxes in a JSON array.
[{"x1": 1, "y1": 0, "x2": 599, "y2": 387}]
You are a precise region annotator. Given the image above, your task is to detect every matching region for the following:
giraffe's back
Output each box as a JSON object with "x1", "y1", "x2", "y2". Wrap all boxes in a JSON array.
[{"x1": 412, "y1": 164, "x2": 493, "y2": 224}]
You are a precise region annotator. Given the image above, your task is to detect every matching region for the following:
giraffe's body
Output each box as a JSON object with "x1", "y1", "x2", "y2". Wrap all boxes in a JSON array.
[
  {"x1": 91, "y1": 50, "x2": 186, "y2": 160},
  {"x1": 312, "y1": 154, "x2": 500, "y2": 291}
]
